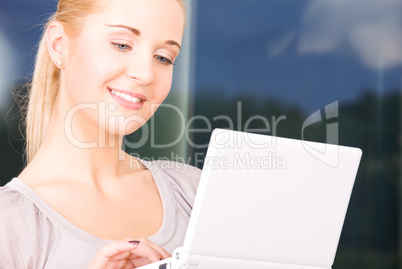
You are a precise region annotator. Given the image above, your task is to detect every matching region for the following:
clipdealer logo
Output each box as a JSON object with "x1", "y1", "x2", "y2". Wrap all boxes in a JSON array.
[
  {"x1": 301, "y1": 101, "x2": 339, "y2": 167},
  {"x1": 202, "y1": 151, "x2": 287, "y2": 170},
  {"x1": 63, "y1": 99, "x2": 340, "y2": 168}
]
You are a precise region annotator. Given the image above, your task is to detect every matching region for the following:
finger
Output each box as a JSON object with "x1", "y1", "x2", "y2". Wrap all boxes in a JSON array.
[
  {"x1": 130, "y1": 257, "x2": 153, "y2": 268},
  {"x1": 87, "y1": 240, "x2": 139, "y2": 269},
  {"x1": 126, "y1": 238, "x2": 171, "y2": 268},
  {"x1": 104, "y1": 259, "x2": 132, "y2": 269},
  {"x1": 102, "y1": 240, "x2": 141, "y2": 258},
  {"x1": 133, "y1": 238, "x2": 171, "y2": 260},
  {"x1": 127, "y1": 241, "x2": 162, "y2": 263},
  {"x1": 120, "y1": 259, "x2": 137, "y2": 269}
]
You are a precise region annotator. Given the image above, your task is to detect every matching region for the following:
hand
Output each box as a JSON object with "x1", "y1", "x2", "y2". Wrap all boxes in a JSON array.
[{"x1": 88, "y1": 238, "x2": 171, "y2": 269}]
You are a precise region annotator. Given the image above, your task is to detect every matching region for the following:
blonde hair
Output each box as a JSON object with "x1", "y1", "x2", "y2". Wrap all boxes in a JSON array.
[{"x1": 24, "y1": 0, "x2": 186, "y2": 164}]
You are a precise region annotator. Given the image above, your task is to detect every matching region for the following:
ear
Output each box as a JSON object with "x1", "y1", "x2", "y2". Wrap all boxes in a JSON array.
[{"x1": 47, "y1": 21, "x2": 67, "y2": 69}]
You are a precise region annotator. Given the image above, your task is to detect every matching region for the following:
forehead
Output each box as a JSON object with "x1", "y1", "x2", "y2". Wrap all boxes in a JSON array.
[{"x1": 84, "y1": 0, "x2": 185, "y2": 42}]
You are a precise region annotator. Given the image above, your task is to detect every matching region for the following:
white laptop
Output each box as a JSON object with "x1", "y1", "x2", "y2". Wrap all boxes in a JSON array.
[{"x1": 140, "y1": 128, "x2": 362, "y2": 269}]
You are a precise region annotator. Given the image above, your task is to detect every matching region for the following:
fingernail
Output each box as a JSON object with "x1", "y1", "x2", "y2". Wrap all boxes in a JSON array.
[{"x1": 129, "y1": 240, "x2": 140, "y2": 245}]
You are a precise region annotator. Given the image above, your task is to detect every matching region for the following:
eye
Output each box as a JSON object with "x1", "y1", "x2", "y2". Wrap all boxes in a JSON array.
[
  {"x1": 111, "y1": 42, "x2": 132, "y2": 52},
  {"x1": 155, "y1": 55, "x2": 174, "y2": 66}
]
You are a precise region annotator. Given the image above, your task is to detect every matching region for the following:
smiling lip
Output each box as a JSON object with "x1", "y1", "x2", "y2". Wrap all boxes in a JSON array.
[{"x1": 108, "y1": 87, "x2": 146, "y2": 110}]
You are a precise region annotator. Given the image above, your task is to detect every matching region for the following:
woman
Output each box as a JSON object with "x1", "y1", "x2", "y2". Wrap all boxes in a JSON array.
[{"x1": 0, "y1": 0, "x2": 201, "y2": 268}]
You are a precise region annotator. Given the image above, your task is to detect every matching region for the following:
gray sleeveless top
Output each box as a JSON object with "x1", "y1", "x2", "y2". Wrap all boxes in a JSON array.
[{"x1": 0, "y1": 160, "x2": 201, "y2": 269}]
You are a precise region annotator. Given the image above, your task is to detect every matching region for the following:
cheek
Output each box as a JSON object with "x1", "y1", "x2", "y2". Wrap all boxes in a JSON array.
[
  {"x1": 153, "y1": 69, "x2": 173, "y2": 102},
  {"x1": 114, "y1": 70, "x2": 173, "y2": 135},
  {"x1": 63, "y1": 40, "x2": 126, "y2": 135},
  {"x1": 65, "y1": 41, "x2": 122, "y2": 106}
]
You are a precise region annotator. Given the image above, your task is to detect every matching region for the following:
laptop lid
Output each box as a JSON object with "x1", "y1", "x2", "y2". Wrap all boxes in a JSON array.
[{"x1": 182, "y1": 128, "x2": 362, "y2": 268}]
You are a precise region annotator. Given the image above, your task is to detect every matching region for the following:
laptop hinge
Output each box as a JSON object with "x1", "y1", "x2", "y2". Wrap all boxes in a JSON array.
[
  {"x1": 170, "y1": 248, "x2": 204, "y2": 268},
  {"x1": 175, "y1": 254, "x2": 331, "y2": 269}
]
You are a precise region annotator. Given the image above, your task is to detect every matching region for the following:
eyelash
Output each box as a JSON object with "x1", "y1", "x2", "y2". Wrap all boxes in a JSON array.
[
  {"x1": 111, "y1": 42, "x2": 132, "y2": 52},
  {"x1": 110, "y1": 42, "x2": 175, "y2": 66},
  {"x1": 155, "y1": 55, "x2": 174, "y2": 66}
]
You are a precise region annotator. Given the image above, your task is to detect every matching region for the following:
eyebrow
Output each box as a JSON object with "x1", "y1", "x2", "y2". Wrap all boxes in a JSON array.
[
  {"x1": 106, "y1": 24, "x2": 141, "y2": 36},
  {"x1": 105, "y1": 24, "x2": 181, "y2": 50},
  {"x1": 166, "y1": 40, "x2": 181, "y2": 50}
]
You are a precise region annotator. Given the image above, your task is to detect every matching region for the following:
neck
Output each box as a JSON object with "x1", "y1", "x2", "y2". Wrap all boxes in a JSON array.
[{"x1": 21, "y1": 101, "x2": 141, "y2": 186}]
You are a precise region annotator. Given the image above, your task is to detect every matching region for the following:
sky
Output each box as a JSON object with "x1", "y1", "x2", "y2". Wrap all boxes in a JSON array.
[
  {"x1": 298, "y1": 0, "x2": 402, "y2": 70},
  {"x1": 194, "y1": 0, "x2": 402, "y2": 110},
  {"x1": 0, "y1": 0, "x2": 401, "y2": 113}
]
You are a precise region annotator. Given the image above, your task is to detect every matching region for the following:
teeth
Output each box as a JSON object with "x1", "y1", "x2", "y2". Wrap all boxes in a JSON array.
[
  {"x1": 124, "y1": 95, "x2": 131, "y2": 102},
  {"x1": 111, "y1": 89, "x2": 121, "y2": 97},
  {"x1": 111, "y1": 89, "x2": 142, "y2": 103}
]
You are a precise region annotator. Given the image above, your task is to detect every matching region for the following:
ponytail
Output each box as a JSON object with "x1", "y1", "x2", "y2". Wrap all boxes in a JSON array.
[{"x1": 25, "y1": 17, "x2": 60, "y2": 163}]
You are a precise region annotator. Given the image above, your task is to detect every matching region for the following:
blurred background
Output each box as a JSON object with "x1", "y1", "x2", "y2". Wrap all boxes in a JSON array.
[{"x1": 0, "y1": 0, "x2": 401, "y2": 268}]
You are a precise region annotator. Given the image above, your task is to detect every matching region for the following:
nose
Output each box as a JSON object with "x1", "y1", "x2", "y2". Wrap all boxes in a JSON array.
[{"x1": 126, "y1": 53, "x2": 154, "y2": 85}]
